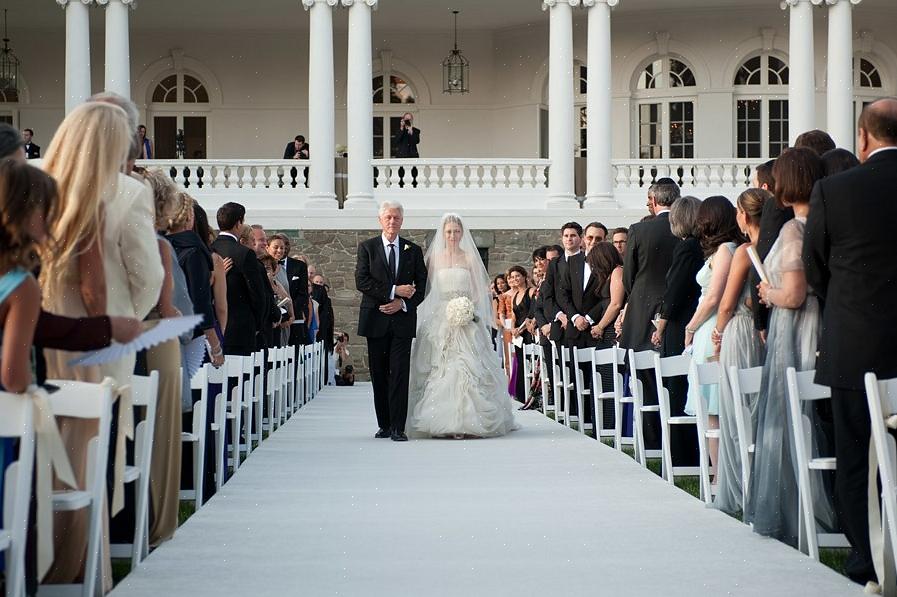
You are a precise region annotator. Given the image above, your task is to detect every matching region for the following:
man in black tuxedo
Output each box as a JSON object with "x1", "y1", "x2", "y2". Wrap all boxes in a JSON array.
[
  {"x1": 274, "y1": 235, "x2": 309, "y2": 346},
  {"x1": 803, "y1": 99, "x2": 897, "y2": 588},
  {"x1": 311, "y1": 273, "x2": 334, "y2": 381},
  {"x1": 355, "y1": 201, "x2": 427, "y2": 441},
  {"x1": 211, "y1": 203, "x2": 267, "y2": 355},
  {"x1": 393, "y1": 112, "x2": 420, "y2": 188},
  {"x1": 283, "y1": 135, "x2": 309, "y2": 188},
  {"x1": 621, "y1": 179, "x2": 681, "y2": 450},
  {"x1": 23, "y1": 128, "x2": 40, "y2": 159},
  {"x1": 250, "y1": 225, "x2": 282, "y2": 350}
]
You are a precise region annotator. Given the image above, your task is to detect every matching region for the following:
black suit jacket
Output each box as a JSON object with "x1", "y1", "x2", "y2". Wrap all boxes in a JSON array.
[
  {"x1": 751, "y1": 197, "x2": 794, "y2": 331},
  {"x1": 24, "y1": 143, "x2": 40, "y2": 159},
  {"x1": 393, "y1": 127, "x2": 420, "y2": 158},
  {"x1": 253, "y1": 257, "x2": 281, "y2": 349},
  {"x1": 210, "y1": 234, "x2": 266, "y2": 353},
  {"x1": 558, "y1": 252, "x2": 603, "y2": 347},
  {"x1": 355, "y1": 236, "x2": 428, "y2": 339},
  {"x1": 282, "y1": 256, "x2": 309, "y2": 322},
  {"x1": 804, "y1": 149, "x2": 897, "y2": 390},
  {"x1": 659, "y1": 236, "x2": 703, "y2": 357},
  {"x1": 621, "y1": 212, "x2": 680, "y2": 351},
  {"x1": 283, "y1": 142, "x2": 309, "y2": 160},
  {"x1": 312, "y1": 283, "x2": 335, "y2": 350}
]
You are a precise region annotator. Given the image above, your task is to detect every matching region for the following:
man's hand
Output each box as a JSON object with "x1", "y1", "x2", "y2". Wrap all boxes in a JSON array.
[
  {"x1": 574, "y1": 316, "x2": 589, "y2": 331},
  {"x1": 395, "y1": 284, "x2": 416, "y2": 299},
  {"x1": 540, "y1": 324, "x2": 551, "y2": 337},
  {"x1": 379, "y1": 298, "x2": 404, "y2": 315},
  {"x1": 110, "y1": 317, "x2": 142, "y2": 343},
  {"x1": 557, "y1": 313, "x2": 568, "y2": 329}
]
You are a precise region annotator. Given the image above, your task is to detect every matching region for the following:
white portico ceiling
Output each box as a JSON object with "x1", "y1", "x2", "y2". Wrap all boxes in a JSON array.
[{"x1": 16, "y1": 0, "x2": 897, "y2": 33}]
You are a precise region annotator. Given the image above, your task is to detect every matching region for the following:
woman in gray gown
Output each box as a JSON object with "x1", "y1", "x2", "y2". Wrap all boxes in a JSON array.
[
  {"x1": 746, "y1": 148, "x2": 835, "y2": 546},
  {"x1": 711, "y1": 188, "x2": 767, "y2": 515}
]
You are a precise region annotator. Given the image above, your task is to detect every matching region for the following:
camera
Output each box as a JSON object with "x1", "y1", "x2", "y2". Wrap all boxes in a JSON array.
[{"x1": 403, "y1": 119, "x2": 412, "y2": 127}]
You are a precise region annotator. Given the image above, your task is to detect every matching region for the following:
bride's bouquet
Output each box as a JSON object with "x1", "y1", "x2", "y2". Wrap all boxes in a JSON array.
[{"x1": 446, "y1": 296, "x2": 477, "y2": 327}]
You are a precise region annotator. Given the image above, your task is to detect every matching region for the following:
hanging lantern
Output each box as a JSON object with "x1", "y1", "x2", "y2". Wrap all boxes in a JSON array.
[
  {"x1": 0, "y1": 10, "x2": 20, "y2": 101},
  {"x1": 441, "y1": 10, "x2": 469, "y2": 94}
]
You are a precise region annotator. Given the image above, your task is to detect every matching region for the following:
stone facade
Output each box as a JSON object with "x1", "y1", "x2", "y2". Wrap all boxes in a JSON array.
[{"x1": 272, "y1": 227, "x2": 561, "y2": 380}]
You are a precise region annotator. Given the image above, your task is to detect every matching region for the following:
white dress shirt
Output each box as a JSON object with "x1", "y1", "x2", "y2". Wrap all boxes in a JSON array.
[{"x1": 381, "y1": 233, "x2": 406, "y2": 311}]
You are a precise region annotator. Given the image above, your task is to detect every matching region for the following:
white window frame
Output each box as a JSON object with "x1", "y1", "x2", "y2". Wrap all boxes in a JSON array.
[
  {"x1": 733, "y1": 52, "x2": 791, "y2": 159},
  {"x1": 372, "y1": 72, "x2": 418, "y2": 159},
  {"x1": 631, "y1": 55, "x2": 698, "y2": 159}
]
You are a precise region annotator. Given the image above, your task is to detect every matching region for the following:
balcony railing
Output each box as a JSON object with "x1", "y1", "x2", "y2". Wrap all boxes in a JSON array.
[
  {"x1": 137, "y1": 159, "x2": 308, "y2": 191},
  {"x1": 372, "y1": 159, "x2": 550, "y2": 191},
  {"x1": 611, "y1": 159, "x2": 757, "y2": 192}
]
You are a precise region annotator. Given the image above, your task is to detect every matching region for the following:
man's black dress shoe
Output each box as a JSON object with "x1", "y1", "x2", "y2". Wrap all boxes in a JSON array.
[
  {"x1": 391, "y1": 430, "x2": 408, "y2": 442},
  {"x1": 375, "y1": 428, "x2": 391, "y2": 439}
]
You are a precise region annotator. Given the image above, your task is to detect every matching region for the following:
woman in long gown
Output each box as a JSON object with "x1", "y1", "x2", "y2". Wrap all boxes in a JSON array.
[
  {"x1": 711, "y1": 189, "x2": 768, "y2": 515},
  {"x1": 746, "y1": 147, "x2": 836, "y2": 546},
  {"x1": 684, "y1": 196, "x2": 744, "y2": 477},
  {"x1": 407, "y1": 213, "x2": 517, "y2": 438},
  {"x1": 507, "y1": 266, "x2": 535, "y2": 403}
]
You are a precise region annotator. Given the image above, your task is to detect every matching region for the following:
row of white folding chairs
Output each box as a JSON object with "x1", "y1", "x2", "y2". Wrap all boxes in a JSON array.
[
  {"x1": 180, "y1": 342, "x2": 326, "y2": 511},
  {"x1": 865, "y1": 373, "x2": 897, "y2": 590}
]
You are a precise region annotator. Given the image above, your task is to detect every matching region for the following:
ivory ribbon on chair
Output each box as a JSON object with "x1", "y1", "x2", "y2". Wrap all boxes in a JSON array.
[
  {"x1": 867, "y1": 415, "x2": 897, "y2": 590},
  {"x1": 28, "y1": 386, "x2": 77, "y2": 579},
  {"x1": 104, "y1": 378, "x2": 134, "y2": 517}
]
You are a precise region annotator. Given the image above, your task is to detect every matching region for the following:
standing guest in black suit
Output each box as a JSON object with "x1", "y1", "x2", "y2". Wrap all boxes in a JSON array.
[
  {"x1": 355, "y1": 201, "x2": 428, "y2": 441},
  {"x1": 393, "y1": 112, "x2": 420, "y2": 188},
  {"x1": 621, "y1": 178, "x2": 681, "y2": 451},
  {"x1": 820, "y1": 147, "x2": 860, "y2": 177},
  {"x1": 750, "y1": 160, "x2": 792, "y2": 339},
  {"x1": 269, "y1": 233, "x2": 309, "y2": 346},
  {"x1": 250, "y1": 224, "x2": 282, "y2": 349},
  {"x1": 803, "y1": 99, "x2": 897, "y2": 590},
  {"x1": 311, "y1": 273, "x2": 335, "y2": 382},
  {"x1": 531, "y1": 244, "x2": 562, "y2": 409},
  {"x1": 211, "y1": 203, "x2": 266, "y2": 355},
  {"x1": 22, "y1": 128, "x2": 39, "y2": 159}
]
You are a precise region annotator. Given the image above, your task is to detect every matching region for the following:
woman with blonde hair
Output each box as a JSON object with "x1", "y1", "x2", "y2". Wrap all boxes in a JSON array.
[{"x1": 40, "y1": 101, "x2": 164, "y2": 591}]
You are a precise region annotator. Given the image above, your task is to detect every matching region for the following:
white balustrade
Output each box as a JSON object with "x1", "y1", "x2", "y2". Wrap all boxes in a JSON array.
[
  {"x1": 611, "y1": 159, "x2": 756, "y2": 194},
  {"x1": 371, "y1": 159, "x2": 551, "y2": 193},
  {"x1": 136, "y1": 160, "x2": 311, "y2": 191}
]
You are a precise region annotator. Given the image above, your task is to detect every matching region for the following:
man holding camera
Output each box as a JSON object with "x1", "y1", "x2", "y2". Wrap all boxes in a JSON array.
[{"x1": 393, "y1": 112, "x2": 420, "y2": 187}]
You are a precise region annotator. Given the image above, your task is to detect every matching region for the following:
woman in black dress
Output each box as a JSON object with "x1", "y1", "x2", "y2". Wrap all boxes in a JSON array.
[{"x1": 507, "y1": 265, "x2": 535, "y2": 402}]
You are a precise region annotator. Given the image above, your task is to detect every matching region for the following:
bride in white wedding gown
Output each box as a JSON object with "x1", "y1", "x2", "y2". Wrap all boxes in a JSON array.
[{"x1": 407, "y1": 213, "x2": 518, "y2": 438}]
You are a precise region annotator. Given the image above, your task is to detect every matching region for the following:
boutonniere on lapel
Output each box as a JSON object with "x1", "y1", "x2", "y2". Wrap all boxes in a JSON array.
[{"x1": 403, "y1": 243, "x2": 410, "y2": 251}]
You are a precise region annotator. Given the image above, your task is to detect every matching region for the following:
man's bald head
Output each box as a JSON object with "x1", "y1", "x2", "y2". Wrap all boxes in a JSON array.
[{"x1": 857, "y1": 98, "x2": 897, "y2": 162}]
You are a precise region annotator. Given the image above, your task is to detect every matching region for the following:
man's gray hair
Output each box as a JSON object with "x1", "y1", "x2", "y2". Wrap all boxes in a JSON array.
[
  {"x1": 648, "y1": 180, "x2": 681, "y2": 207},
  {"x1": 669, "y1": 195, "x2": 701, "y2": 239},
  {"x1": 378, "y1": 200, "x2": 404, "y2": 217},
  {"x1": 88, "y1": 91, "x2": 140, "y2": 130}
]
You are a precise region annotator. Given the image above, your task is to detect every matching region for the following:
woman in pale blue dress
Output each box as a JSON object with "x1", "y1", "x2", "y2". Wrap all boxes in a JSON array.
[
  {"x1": 684, "y1": 196, "x2": 744, "y2": 478},
  {"x1": 746, "y1": 148, "x2": 835, "y2": 546},
  {"x1": 711, "y1": 189, "x2": 768, "y2": 515}
]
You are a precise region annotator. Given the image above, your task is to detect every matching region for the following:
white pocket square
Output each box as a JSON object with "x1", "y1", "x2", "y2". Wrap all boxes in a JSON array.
[{"x1": 291, "y1": 276, "x2": 300, "y2": 281}]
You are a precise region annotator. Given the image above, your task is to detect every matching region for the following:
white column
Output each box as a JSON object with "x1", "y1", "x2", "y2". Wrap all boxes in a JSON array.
[
  {"x1": 784, "y1": 0, "x2": 819, "y2": 145},
  {"x1": 342, "y1": 0, "x2": 377, "y2": 208},
  {"x1": 583, "y1": 0, "x2": 617, "y2": 205},
  {"x1": 543, "y1": 0, "x2": 578, "y2": 208},
  {"x1": 303, "y1": 0, "x2": 338, "y2": 206},
  {"x1": 826, "y1": 0, "x2": 860, "y2": 151},
  {"x1": 58, "y1": 0, "x2": 93, "y2": 114},
  {"x1": 99, "y1": 0, "x2": 134, "y2": 98}
]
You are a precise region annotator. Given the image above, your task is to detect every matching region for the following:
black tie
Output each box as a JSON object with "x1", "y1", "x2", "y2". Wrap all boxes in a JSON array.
[{"x1": 388, "y1": 243, "x2": 397, "y2": 282}]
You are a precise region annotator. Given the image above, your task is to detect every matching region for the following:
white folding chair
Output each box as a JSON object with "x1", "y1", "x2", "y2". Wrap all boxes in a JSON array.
[
  {"x1": 536, "y1": 345, "x2": 554, "y2": 418},
  {"x1": 650, "y1": 353, "x2": 699, "y2": 484},
  {"x1": 305, "y1": 344, "x2": 315, "y2": 401},
  {"x1": 205, "y1": 364, "x2": 228, "y2": 491},
  {"x1": 865, "y1": 372, "x2": 897, "y2": 586},
  {"x1": 687, "y1": 360, "x2": 722, "y2": 504},
  {"x1": 317, "y1": 341, "x2": 325, "y2": 392},
  {"x1": 627, "y1": 349, "x2": 660, "y2": 467},
  {"x1": 181, "y1": 365, "x2": 208, "y2": 510},
  {"x1": 728, "y1": 365, "x2": 762, "y2": 517},
  {"x1": 265, "y1": 350, "x2": 281, "y2": 433},
  {"x1": 240, "y1": 355, "x2": 255, "y2": 454},
  {"x1": 0, "y1": 392, "x2": 35, "y2": 597},
  {"x1": 224, "y1": 356, "x2": 244, "y2": 471},
  {"x1": 785, "y1": 367, "x2": 850, "y2": 559},
  {"x1": 589, "y1": 346, "x2": 627, "y2": 447},
  {"x1": 285, "y1": 347, "x2": 296, "y2": 415},
  {"x1": 548, "y1": 341, "x2": 565, "y2": 424},
  {"x1": 281, "y1": 347, "x2": 291, "y2": 423},
  {"x1": 252, "y1": 351, "x2": 265, "y2": 443},
  {"x1": 110, "y1": 371, "x2": 158, "y2": 569},
  {"x1": 570, "y1": 347, "x2": 594, "y2": 436},
  {"x1": 44, "y1": 380, "x2": 113, "y2": 597}
]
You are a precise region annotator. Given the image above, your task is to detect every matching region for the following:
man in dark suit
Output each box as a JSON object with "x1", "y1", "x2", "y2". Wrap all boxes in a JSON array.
[
  {"x1": 621, "y1": 179, "x2": 681, "y2": 450},
  {"x1": 250, "y1": 225, "x2": 282, "y2": 350},
  {"x1": 311, "y1": 273, "x2": 335, "y2": 380},
  {"x1": 274, "y1": 235, "x2": 309, "y2": 346},
  {"x1": 355, "y1": 201, "x2": 428, "y2": 441},
  {"x1": 393, "y1": 112, "x2": 420, "y2": 188},
  {"x1": 803, "y1": 99, "x2": 897, "y2": 589},
  {"x1": 211, "y1": 203, "x2": 266, "y2": 355},
  {"x1": 533, "y1": 245, "x2": 562, "y2": 403},
  {"x1": 283, "y1": 135, "x2": 309, "y2": 160},
  {"x1": 23, "y1": 128, "x2": 40, "y2": 159}
]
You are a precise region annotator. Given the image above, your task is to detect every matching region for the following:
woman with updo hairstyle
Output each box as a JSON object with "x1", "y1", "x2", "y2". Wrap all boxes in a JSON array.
[
  {"x1": 683, "y1": 196, "x2": 745, "y2": 479},
  {"x1": 747, "y1": 146, "x2": 835, "y2": 545},
  {"x1": 710, "y1": 188, "x2": 769, "y2": 515}
]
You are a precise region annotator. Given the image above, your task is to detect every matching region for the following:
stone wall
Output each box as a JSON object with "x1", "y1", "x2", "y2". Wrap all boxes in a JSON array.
[{"x1": 272, "y1": 228, "x2": 560, "y2": 380}]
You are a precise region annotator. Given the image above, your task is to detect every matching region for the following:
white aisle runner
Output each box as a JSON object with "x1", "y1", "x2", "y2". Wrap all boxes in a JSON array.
[{"x1": 112, "y1": 383, "x2": 860, "y2": 596}]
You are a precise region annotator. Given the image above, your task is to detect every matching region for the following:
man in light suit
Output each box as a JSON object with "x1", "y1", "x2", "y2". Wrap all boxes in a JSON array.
[{"x1": 803, "y1": 98, "x2": 897, "y2": 590}]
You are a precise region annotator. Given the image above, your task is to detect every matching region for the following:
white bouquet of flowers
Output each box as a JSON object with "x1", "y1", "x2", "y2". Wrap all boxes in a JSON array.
[{"x1": 446, "y1": 296, "x2": 477, "y2": 328}]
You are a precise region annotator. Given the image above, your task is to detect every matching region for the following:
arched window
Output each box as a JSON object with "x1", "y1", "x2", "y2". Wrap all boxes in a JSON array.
[
  {"x1": 854, "y1": 56, "x2": 885, "y2": 132},
  {"x1": 733, "y1": 53, "x2": 789, "y2": 159},
  {"x1": 149, "y1": 72, "x2": 210, "y2": 159},
  {"x1": 372, "y1": 73, "x2": 417, "y2": 158},
  {"x1": 632, "y1": 55, "x2": 697, "y2": 159}
]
